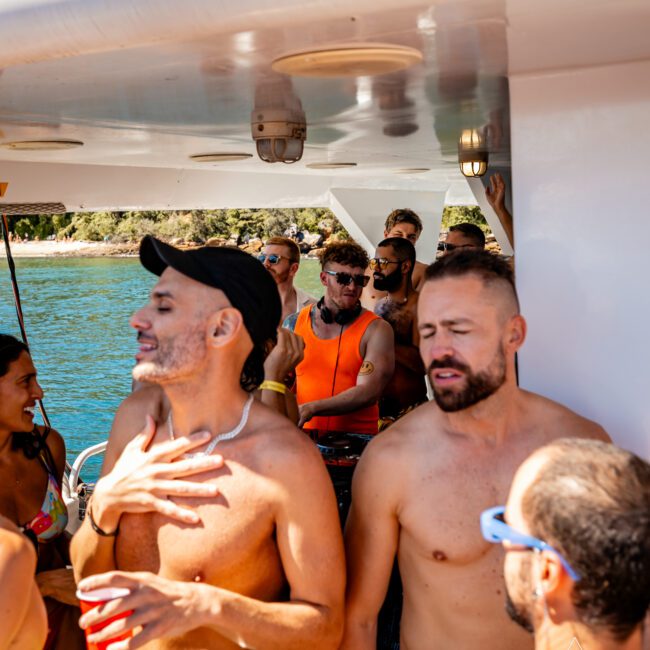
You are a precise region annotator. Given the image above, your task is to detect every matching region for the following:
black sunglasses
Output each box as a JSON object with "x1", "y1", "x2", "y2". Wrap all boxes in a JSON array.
[
  {"x1": 257, "y1": 253, "x2": 287, "y2": 265},
  {"x1": 324, "y1": 270, "x2": 370, "y2": 287}
]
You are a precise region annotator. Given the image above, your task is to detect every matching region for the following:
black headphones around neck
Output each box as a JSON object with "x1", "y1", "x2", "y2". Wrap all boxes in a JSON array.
[{"x1": 317, "y1": 297, "x2": 361, "y2": 326}]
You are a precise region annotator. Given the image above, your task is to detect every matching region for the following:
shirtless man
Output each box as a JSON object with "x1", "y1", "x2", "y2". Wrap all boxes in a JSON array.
[
  {"x1": 342, "y1": 249, "x2": 609, "y2": 649},
  {"x1": 363, "y1": 209, "x2": 428, "y2": 305},
  {"x1": 365, "y1": 237, "x2": 426, "y2": 423},
  {"x1": 483, "y1": 438, "x2": 650, "y2": 650},
  {"x1": 71, "y1": 236, "x2": 344, "y2": 649},
  {"x1": 0, "y1": 514, "x2": 47, "y2": 649},
  {"x1": 259, "y1": 236, "x2": 315, "y2": 322}
]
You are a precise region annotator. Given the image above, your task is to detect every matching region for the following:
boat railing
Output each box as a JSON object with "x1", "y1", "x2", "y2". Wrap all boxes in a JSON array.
[{"x1": 63, "y1": 441, "x2": 108, "y2": 534}]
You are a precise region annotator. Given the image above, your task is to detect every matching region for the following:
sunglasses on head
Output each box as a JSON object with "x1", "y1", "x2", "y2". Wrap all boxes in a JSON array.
[
  {"x1": 480, "y1": 506, "x2": 581, "y2": 581},
  {"x1": 369, "y1": 257, "x2": 402, "y2": 272},
  {"x1": 257, "y1": 253, "x2": 286, "y2": 265},
  {"x1": 437, "y1": 242, "x2": 476, "y2": 252},
  {"x1": 324, "y1": 270, "x2": 370, "y2": 288}
]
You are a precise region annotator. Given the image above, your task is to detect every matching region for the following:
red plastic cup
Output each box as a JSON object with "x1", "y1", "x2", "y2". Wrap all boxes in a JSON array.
[{"x1": 76, "y1": 587, "x2": 134, "y2": 650}]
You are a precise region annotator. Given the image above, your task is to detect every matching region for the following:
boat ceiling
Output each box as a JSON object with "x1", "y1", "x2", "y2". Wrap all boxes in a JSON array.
[{"x1": 0, "y1": 0, "x2": 648, "y2": 203}]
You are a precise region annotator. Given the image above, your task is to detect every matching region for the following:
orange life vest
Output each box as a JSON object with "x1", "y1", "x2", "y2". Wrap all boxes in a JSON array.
[{"x1": 294, "y1": 305, "x2": 380, "y2": 435}]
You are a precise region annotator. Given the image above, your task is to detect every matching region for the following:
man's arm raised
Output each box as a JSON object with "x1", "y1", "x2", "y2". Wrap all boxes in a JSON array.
[
  {"x1": 298, "y1": 318, "x2": 395, "y2": 427},
  {"x1": 78, "y1": 427, "x2": 346, "y2": 650},
  {"x1": 341, "y1": 437, "x2": 401, "y2": 649}
]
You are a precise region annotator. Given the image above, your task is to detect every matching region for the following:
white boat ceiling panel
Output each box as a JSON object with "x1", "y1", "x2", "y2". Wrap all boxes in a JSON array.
[
  {"x1": 0, "y1": 0, "x2": 647, "y2": 184},
  {"x1": 0, "y1": 0, "x2": 509, "y2": 183}
]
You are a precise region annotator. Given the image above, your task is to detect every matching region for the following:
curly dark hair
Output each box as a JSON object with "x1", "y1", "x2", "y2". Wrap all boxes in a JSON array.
[
  {"x1": 0, "y1": 334, "x2": 29, "y2": 377},
  {"x1": 384, "y1": 209, "x2": 423, "y2": 236},
  {"x1": 424, "y1": 249, "x2": 519, "y2": 311},
  {"x1": 522, "y1": 438, "x2": 650, "y2": 641},
  {"x1": 319, "y1": 241, "x2": 369, "y2": 270}
]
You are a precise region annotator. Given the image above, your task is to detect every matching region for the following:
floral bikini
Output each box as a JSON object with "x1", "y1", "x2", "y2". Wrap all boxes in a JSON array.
[{"x1": 18, "y1": 428, "x2": 68, "y2": 544}]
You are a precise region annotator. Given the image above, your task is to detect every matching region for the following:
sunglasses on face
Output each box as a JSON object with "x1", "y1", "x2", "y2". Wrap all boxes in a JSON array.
[
  {"x1": 480, "y1": 506, "x2": 581, "y2": 581},
  {"x1": 437, "y1": 242, "x2": 476, "y2": 252},
  {"x1": 369, "y1": 257, "x2": 402, "y2": 272},
  {"x1": 323, "y1": 270, "x2": 370, "y2": 288},
  {"x1": 257, "y1": 253, "x2": 286, "y2": 265}
]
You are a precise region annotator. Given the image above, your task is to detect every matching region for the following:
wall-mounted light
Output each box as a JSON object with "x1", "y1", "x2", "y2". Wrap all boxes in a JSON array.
[
  {"x1": 458, "y1": 129, "x2": 488, "y2": 177},
  {"x1": 251, "y1": 107, "x2": 306, "y2": 164}
]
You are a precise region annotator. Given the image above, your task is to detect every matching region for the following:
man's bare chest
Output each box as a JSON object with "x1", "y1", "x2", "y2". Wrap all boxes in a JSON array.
[
  {"x1": 398, "y1": 448, "x2": 524, "y2": 566},
  {"x1": 116, "y1": 465, "x2": 282, "y2": 590}
]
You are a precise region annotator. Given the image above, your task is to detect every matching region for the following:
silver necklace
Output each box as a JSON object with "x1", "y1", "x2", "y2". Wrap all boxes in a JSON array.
[{"x1": 167, "y1": 394, "x2": 254, "y2": 458}]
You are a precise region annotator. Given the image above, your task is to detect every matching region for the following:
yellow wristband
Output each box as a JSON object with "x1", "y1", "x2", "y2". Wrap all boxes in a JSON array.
[{"x1": 259, "y1": 380, "x2": 288, "y2": 395}]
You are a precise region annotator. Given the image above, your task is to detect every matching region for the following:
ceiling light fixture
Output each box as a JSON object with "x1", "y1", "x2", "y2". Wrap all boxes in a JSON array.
[
  {"x1": 251, "y1": 108, "x2": 306, "y2": 164},
  {"x1": 306, "y1": 162, "x2": 357, "y2": 169},
  {"x1": 272, "y1": 43, "x2": 423, "y2": 78},
  {"x1": 458, "y1": 129, "x2": 488, "y2": 177},
  {"x1": 190, "y1": 153, "x2": 253, "y2": 162},
  {"x1": 394, "y1": 168, "x2": 430, "y2": 174},
  {"x1": 1, "y1": 140, "x2": 83, "y2": 151}
]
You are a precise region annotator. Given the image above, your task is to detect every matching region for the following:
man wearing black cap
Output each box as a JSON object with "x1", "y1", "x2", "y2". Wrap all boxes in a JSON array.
[{"x1": 71, "y1": 237, "x2": 345, "y2": 649}]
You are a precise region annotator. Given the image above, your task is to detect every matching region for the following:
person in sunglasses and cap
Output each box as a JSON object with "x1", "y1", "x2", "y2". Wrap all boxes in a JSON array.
[
  {"x1": 72, "y1": 237, "x2": 345, "y2": 649},
  {"x1": 258, "y1": 237, "x2": 315, "y2": 323},
  {"x1": 482, "y1": 438, "x2": 650, "y2": 650},
  {"x1": 285, "y1": 241, "x2": 394, "y2": 435}
]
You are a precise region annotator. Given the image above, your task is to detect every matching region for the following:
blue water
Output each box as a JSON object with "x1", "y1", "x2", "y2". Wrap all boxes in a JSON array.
[{"x1": 0, "y1": 255, "x2": 322, "y2": 481}]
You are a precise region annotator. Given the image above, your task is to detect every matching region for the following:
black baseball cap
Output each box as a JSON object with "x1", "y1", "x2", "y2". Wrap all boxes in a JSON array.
[{"x1": 139, "y1": 236, "x2": 281, "y2": 348}]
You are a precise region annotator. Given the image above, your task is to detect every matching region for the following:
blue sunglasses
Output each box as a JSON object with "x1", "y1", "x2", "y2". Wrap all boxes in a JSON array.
[{"x1": 480, "y1": 506, "x2": 580, "y2": 581}]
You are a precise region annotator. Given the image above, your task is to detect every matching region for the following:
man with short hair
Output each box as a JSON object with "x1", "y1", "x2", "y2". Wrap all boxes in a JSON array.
[
  {"x1": 286, "y1": 241, "x2": 394, "y2": 435},
  {"x1": 259, "y1": 236, "x2": 315, "y2": 322},
  {"x1": 342, "y1": 250, "x2": 609, "y2": 650},
  {"x1": 367, "y1": 237, "x2": 426, "y2": 424},
  {"x1": 483, "y1": 438, "x2": 650, "y2": 650},
  {"x1": 72, "y1": 236, "x2": 345, "y2": 649},
  {"x1": 438, "y1": 222, "x2": 486, "y2": 254},
  {"x1": 365, "y1": 209, "x2": 428, "y2": 298}
]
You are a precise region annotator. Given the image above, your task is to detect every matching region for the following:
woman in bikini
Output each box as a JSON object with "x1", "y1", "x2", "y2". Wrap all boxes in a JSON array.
[{"x1": 0, "y1": 334, "x2": 84, "y2": 649}]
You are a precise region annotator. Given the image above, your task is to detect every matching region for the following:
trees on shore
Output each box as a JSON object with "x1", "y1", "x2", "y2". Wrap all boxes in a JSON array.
[{"x1": 5, "y1": 206, "x2": 489, "y2": 243}]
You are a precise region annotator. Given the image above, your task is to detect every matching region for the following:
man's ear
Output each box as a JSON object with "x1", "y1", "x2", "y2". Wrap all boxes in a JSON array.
[
  {"x1": 207, "y1": 307, "x2": 244, "y2": 349},
  {"x1": 289, "y1": 262, "x2": 299, "y2": 279},
  {"x1": 505, "y1": 314, "x2": 526, "y2": 351},
  {"x1": 401, "y1": 260, "x2": 413, "y2": 275},
  {"x1": 320, "y1": 270, "x2": 328, "y2": 287}
]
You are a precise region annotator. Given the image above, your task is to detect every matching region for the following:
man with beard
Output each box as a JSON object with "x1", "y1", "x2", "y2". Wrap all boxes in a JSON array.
[
  {"x1": 483, "y1": 438, "x2": 649, "y2": 649},
  {"x1": 364, "y1": 237, "x2": 427, "y2": 425},
  {"x1": 259, "y1": 236, "x2": 315, "y2": 322},
  {"x1": 362, "y1": 209, "x2": 428, "y2": 305},
  {"x1": 341, "y1": 250, "x2": 609, "y2": 650},
  {"x1": 71, "y1": 237, "x2": 345, "y2": 649},
  {"x1": 287, "y1": 241, "x2": 394, "y2": 436}
]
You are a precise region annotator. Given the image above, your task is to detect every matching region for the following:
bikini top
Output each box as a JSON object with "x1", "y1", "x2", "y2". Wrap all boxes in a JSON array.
[{"x1": 19, "y1": 429, "x2": 68, "y2": 544}]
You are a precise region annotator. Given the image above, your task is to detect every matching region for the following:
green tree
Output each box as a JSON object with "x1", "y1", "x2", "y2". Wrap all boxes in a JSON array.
[{"x1": 441, "y1": 206, "x2": 489, "y2": 232}]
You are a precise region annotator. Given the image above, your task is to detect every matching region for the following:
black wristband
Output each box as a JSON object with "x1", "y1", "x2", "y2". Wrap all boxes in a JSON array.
[{"x1": 88, "y1": 500, "x2": 119, "y2": 537}]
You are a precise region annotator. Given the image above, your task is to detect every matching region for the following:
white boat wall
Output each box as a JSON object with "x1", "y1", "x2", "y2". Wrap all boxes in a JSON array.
[{"x1": 0, "y1": 0, "x2": 648, "y2": 459}]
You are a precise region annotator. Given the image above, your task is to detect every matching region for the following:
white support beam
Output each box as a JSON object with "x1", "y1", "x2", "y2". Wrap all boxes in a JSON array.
[
  {"x1": 510, "y1": 58, "x2": 650, "y2": 460},
  {"x1": 466, "y1": 175, "x2": 514, "y2": 256},
  {"x1": 329, "y1": 188, "x2": 446, "y2": 262}
]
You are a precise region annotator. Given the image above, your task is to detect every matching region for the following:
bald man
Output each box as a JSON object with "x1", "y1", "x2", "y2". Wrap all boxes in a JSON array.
[{"x1": 342, "y1": 250, "x2": 609, "y2": 649}]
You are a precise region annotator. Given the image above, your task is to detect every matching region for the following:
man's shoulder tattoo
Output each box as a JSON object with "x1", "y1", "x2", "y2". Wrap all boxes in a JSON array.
[{"x1": 359, "y1": 360, "x2": 375, "y2": 375}]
